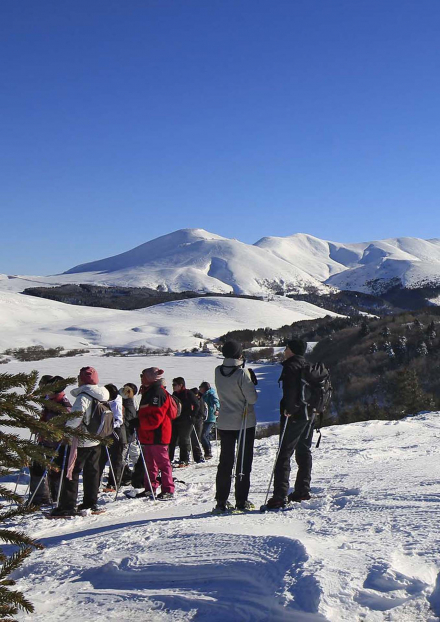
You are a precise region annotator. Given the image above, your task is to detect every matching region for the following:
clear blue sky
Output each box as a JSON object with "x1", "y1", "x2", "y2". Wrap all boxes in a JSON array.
[{"x1": 1, "y1": 0, "x2": 440, "y2": 274}]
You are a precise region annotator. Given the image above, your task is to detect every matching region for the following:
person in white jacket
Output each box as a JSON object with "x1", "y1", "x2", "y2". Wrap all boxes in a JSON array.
[
  {"x1": 214, "y1": 340, "x2": 258, "y2": 513},
  {"x1": 51, "y1": 366, "x2": 109, "y2": 517}
]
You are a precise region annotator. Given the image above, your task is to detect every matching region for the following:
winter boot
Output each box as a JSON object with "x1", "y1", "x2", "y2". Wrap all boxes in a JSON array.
[
  {"x1": 212, "y1": 501, "x2": 234, "y2": 515},
  {"x1": 287, "y1": 491, "x2": 311, "y2": 503}
]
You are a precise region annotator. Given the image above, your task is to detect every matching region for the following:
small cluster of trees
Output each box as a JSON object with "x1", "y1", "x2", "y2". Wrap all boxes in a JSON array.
[{"x1": 4, "y1": 346, "x2": 89, "y2": 362}]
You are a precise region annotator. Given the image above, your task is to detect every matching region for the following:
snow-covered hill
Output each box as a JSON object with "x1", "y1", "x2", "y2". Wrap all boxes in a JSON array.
[
  {"x1": 6, "y1": 352, "x2": 440, "y2": 622},
  {"x1": 0, "y1": 290, "x2": 341, "y2": 352}
]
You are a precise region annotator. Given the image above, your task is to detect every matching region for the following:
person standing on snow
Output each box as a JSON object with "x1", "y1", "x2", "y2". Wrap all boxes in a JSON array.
[
  {"x1": 129, "y1": 367, "x2": 177, "y2": 499},
  {"x1": 169, "y1": 377, "x2": 199, "y2": 467},
  {"x1": 98, "y1": 383, "x2": 127, "y2": 492},
  {"x1": 214, "y1": 340, "x2": 258, "y2": 513},
  {"x1": 50, "y1": 366, "x2": 110, "y2": 517},
  {"x1": 265, "y1": 338, "x2": 313, "y2": 510},
  {"x1": 198, "y1": 381, "x2": 220, "y2": 460}
]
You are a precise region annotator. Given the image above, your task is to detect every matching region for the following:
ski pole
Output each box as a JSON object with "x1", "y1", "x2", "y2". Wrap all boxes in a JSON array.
[
  {"x1": 114, "y1": 439, "x2": 133, "y2": 501},
  {"x1": 231, "y1": 413, "x2": 246, "y2": 481},
  {"x1": 134, "y1": 431, "x2": 156, "y2": 501},
  {"x1": 27, "y1": 443, "x2": 62, "y2": 506},
  {"x1": 239, "y1": 413, "x2": 248, "y2": 482},
  {"x1": 262, "y1": 415, "x2": 290, "y2": 507},
  {"x1": 105, "y1": 446, "x2": 118, "y2": 493},
  {"x1": 55, "y1": 445, "x2": 67, "y2": 508},
  {"x1": 192, "y1": 425, "x2": 204, "y2": 458},
  {"x1": 215, "y1": 424, "x2": 219, "y2": 460},
  {"x1": 13, "y1": 433, "x2": 34, "y2": 498}
]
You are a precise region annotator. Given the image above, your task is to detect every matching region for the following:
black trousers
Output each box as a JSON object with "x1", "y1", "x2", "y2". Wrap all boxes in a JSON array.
[
  {"x1": 98, "y1": 431, "x2": 126, "y2": 487},
  {"x1": 59, "y1": 445, "x2": 101, "y2": 510},
  {"x1": 169, "y1": 418, "x2": 193, "y2": 464},
  {"x1": 216, "y1": 427, "x2": 255, "y2": 506},
  {"x1": 190, "y1": 418, "x2": 204, "y2": 462},
  {"x1": 273, "y1": 416, "x2": 313, "y2": 499}
]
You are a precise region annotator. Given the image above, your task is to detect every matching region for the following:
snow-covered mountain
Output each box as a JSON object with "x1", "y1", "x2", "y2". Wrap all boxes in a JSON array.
[
  {"x1": 62, "y1": 228, "x2": 326, "y2": 296},
  {"x1": 62, "y1": 229, "x2": 440, "y2": 296},
  {"x1": 3, "y1": 229, "x2": 440, "y2": 298}
]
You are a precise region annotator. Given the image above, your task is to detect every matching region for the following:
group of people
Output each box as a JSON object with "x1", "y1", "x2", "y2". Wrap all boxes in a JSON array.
[{"x1": 30, "y1": 336, "x2": 316, "y2": 516}]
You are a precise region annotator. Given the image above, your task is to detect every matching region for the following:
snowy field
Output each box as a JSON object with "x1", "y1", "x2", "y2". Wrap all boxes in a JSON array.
[
  {"x1": 0, "y1": 289, "x2": 340, "y2": 352},
  {"x1": 6, "y1": 410, "x2": 440, "y2": 621},
  {"x1": 2, "y1": 355, "x2": 440, "y2": 621}
]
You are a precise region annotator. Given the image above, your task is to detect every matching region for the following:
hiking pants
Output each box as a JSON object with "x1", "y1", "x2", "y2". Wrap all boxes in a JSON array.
[
  {"x1": 273, "y1": 416, "x2": 313, "y2": 500},
  {"x1": 191, "y1": 418, "x2": 204, "y2": 462},
  {"x1": 141, "y1": 444, "x2": 174, "y2": 494},
  {"x1": 201, "y1": 422, "x2": 214, "y2": 456},
  {"x1": 216, "y1": 427, "x2": 255, "y2": 506},
  {"x1": 169, "y1": 418, "x2": 192, "y2": 464},
  {"x1": 59, "y1": 445, "x2": 101, "y2": 511}
]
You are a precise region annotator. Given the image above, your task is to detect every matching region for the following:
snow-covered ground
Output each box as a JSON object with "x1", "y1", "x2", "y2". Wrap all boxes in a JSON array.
[
  {"x1": 3, "y1": 355, "x2": 440, "y2": 621},
  {"x1": 0, "y1": 290, "x2": 341, "y2": 352},
  {"x1": 8, "y1": 410, "x2": 440, "y2": 621}
]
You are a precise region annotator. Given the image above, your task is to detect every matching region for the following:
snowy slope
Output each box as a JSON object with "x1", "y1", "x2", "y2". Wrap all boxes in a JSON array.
[
  {"x1": 0, "y1": 291, "x2": 341, "y2": 352},
  {"x1": 5, "y1": 352, "x2": 440, "y2": 622}
]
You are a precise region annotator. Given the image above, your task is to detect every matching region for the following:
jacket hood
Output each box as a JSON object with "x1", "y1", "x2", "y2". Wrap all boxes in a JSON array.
[
  {"x1": 222, "y1": 358, "x2": 243, "y2": 368},
  {"x1": 71, "y1": 384, "x2": 110, "y2": 401}
]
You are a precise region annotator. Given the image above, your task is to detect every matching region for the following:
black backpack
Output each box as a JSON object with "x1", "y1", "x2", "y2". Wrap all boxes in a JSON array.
[
  {"x1": 300, "y1": 362, "x2": 332, "y2": 415},
  {"x1": 83, "y1": 396, "x2": 114, "y2": 438}
]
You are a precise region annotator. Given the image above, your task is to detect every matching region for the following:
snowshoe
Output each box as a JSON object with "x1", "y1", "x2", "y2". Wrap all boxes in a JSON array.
[
  {"x1": 45, "y1": 507, "x2": 76, "y2": 519},
  {"x1": 212, "y1": 501, "x2": 234, "y2": 515},
  {"x1": 156, "y1": 492, "x2": 174, "y2": 500},
  {"x1": 232, "y1": 500, "x2": 255, "y2": 514}
]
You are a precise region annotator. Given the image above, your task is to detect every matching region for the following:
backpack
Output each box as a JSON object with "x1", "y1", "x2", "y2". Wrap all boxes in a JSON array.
[
  {"x1": 300, "y1": 363, "x2": 332, "y2": 416},
  {"x1": 84, "y1": 397, "x2": 114, "y2": 438},
  {"x1": 169, "y1": 394, "x2": 182, "y2": 419}
]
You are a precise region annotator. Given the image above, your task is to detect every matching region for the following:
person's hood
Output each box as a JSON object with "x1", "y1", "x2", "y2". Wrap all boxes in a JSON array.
[
  {"x1": 221, "y1": 358, "x2": 243, "y2": 368},
  {"x1": 71, "y1": 384, "x2": 110, "y2": 401}
]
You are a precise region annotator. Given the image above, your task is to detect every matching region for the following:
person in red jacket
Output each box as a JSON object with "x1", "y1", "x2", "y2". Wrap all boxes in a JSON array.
[{"x1": 135, "y1": 367, "x2": 177, "y2": 500}]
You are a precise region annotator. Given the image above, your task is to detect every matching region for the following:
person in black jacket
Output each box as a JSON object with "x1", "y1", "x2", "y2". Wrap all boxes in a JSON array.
[
  {"x1": 266, "y1": 338, "x2": 314, "y2": 510},
  {"x1": 169, "y1": 377, "x2": 199, "y2": 467}
]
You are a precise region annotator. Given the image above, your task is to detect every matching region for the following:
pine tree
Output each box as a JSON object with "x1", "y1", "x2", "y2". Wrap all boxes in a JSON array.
[
  {"x1": 0, "y1": 371, "x2": 91, "y2": 618},
  {"x1": 390, "y1": 368, "x2": 436, "y2": 418},
  {"x1": 359, "y1": 321, "x2": 370, "y2": 337}
]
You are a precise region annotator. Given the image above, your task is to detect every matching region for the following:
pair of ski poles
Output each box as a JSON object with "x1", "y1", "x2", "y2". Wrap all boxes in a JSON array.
[
  {"x1": 114, "y1": 431, "x2": 157, "y2": 502},
  {"x1": 231, "y1": 405, "x2": 248, "y2": 483},
  {"x1": 27, "y1": 442, "x2": 68, "y2": 508}
]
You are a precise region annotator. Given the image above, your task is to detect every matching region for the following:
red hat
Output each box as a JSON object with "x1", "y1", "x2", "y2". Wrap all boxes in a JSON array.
[
  {"x1": 141, "y1": 367, "x2": 164, "y2": 385},
  {"x1": 79, "y1": 366, "x2": 99, "y2": 385}
]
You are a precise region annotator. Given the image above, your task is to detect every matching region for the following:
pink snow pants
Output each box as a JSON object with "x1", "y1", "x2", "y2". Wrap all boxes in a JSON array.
[{"x1": 142, "y1": 444, "x2": 174, "y2": 494}]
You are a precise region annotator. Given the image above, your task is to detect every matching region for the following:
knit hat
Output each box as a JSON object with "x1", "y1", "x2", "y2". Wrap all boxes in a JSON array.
[
  {"x1": 286, "y1": 338, "x2": 307, "y2": 356},
  {"x1": 79, "y1": 366, "x2": 99, "y2": 385},
  {"x1": 141, "y1": 367, "x2": 164, "y2": 385},
  {"x1": 222, "y1": 340, "x2": 243, "y2": 359}
]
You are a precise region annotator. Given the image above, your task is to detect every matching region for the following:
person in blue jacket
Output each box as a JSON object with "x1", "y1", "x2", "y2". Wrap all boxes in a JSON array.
[{"x1": 198, "y1": 381, "x2": 220, "y2": 459}]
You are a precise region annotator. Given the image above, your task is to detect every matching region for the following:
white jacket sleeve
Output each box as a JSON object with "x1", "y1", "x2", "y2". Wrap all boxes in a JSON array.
[
  {"x1": 66, "y1": 394, "x2": 92, "y2": 430},
  {"x1": 240, "y1": 369, "x2": 258, "y2": 405}
]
